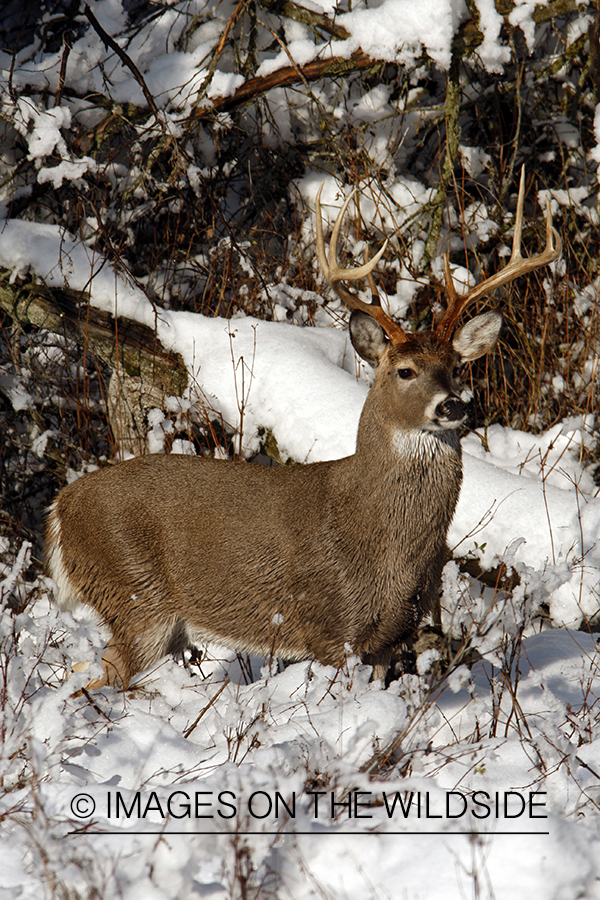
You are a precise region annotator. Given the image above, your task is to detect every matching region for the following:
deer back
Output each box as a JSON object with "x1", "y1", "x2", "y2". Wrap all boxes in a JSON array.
[
  {"x1": 45, "y1": 170, "x2": 560, "y2": 688},
  {"x1": 45, "y1": 314, "x2": 495, "y2": 686}
]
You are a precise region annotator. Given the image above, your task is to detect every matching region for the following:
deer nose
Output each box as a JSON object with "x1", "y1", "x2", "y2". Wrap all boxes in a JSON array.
[{"x1": 435, "y1": 397, "x2": 467, "y2": 422}]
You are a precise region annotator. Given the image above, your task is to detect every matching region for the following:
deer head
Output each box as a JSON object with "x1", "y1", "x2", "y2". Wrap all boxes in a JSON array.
[{"x1": 315, "y1": 168, "x2": 561, "y2": 436}]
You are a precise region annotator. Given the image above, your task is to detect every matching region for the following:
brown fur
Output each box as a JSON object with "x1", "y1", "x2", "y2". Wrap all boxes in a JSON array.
[{"x1": 45, "y1": 312, "x2": 501, "y2": 688}]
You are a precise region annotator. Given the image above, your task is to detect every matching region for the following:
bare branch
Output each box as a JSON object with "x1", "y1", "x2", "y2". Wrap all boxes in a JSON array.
[{"x1": 84, "y1": 4, "x2": 162, "y2": 123}]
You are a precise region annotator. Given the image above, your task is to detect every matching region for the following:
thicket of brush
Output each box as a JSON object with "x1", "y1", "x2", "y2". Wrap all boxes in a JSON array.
[
  {"x1": 1, "y1": 0, "x2": 599, "y2": 562},
  {"x1": 1, "y1": 8, "x2": 600, "y2": 897}
]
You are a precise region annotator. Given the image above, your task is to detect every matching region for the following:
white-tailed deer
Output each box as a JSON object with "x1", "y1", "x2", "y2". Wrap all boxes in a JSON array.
[{"x1": 46, "y1": 169, "x2": 561, "y2": 689}]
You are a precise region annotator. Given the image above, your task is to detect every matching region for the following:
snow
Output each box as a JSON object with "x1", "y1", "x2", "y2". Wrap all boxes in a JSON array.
[
  {"x1": 37, "y1": 157, "x2": 97, "y2": 188},
  {"x1": 13, "y1": 100, "x2": 72, "y2": 159},
  {"x1": 0, "y1": 0, "x2": 529, "y2": 128},
  {"x1": 255, "y1": 40, "x2": 322, "y2": 78},
  {"x1": 0, "y1": 219, "x2": 155, "y2": 323},
  {"x1": 592, "y1": 104, "x2": 600, "y2": 166},
  {"x1": 2, "y1": 204, "x2": 600, "y2": 900},
  {"x1": 339, "y1": 0, "x2": 466, "y2": 69},
  {"x1": 1, "y1": 218, "x2": 598, "y2": 629},
  {"x1": 1, "y1": 1, "x2": 600, "y2": 898},
  {"x1": 472, "y1": 0, "x2": 511, "y2": 72},
  {"x1": 2, "y1": 596, "x2": 600, "y2": 898},
  {"x1": 508, "y1": 0, "x2": 541, "y2": 50}
]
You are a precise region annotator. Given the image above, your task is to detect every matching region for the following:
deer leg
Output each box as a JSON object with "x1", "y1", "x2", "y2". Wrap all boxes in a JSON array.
[{"x1": 86, "y1": 640, "x2": 132, "y2": 690}]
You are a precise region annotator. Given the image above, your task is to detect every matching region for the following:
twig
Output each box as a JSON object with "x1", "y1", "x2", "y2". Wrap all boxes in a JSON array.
[
  {"x1": 258, "y1": 0, "x2": 350, "y2": 40},
  {"x1": 184, "y1": 679, "x2": 230, "y2": 738},
  {"x1": 54, "y1": 33, "x2": 72, "y2": 108},
  {"x1": 84, "y1": 4, "x2": 161, "y2": 123},
  {"x1": 190, "y1": 0, "x2": 248, "y2": 111},
  {"x1": 418, "y1": 64, "x2": 461, "y2": 275}
]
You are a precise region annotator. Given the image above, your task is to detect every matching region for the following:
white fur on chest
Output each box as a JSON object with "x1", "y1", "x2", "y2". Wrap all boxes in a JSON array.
[{"x1": 391, "y1": 428, "x2": 459, "y2": 462}]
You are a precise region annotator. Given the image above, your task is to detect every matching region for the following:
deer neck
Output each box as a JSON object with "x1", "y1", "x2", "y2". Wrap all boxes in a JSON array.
[
  {"x1": 356, "y1": 397, "x2": 461, "y2": 461},
  {"x1": 351, "y1": 399, "x2": 463, "y2": 510},
  {"x1": 389, "y1": 426, "x2": 461, "y2": 464},
  {"x1": 330, "y1": 400, "x2": 464, "y2": 592}
]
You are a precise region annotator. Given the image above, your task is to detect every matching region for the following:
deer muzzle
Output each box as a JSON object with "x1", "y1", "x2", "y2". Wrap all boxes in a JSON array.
[{"x1": 434, "y1": 396, "x2": 467, "y2": 425}]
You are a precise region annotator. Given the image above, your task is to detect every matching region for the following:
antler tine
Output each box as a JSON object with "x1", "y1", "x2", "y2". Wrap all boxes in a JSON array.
[
  {"x1": 364, "y1": 245, "x2": 382, "y2": 307},
  {"x1": 435, "y1": 166, "x2": 562, "y2": 341},
  {"x1": 315, "y1": 184, "x2": 408, "y2": 344}
]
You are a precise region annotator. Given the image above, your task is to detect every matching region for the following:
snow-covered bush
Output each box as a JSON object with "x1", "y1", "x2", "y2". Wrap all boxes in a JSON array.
[{"x1": 2, "y1": 1, "x2": 600, "y2": 897}]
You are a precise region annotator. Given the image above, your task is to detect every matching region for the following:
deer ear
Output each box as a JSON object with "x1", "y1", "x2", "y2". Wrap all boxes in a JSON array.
[
  {"x1": 453, "y1": 311, "x2": 502, "y2": 362},
  {"x1": 349, "y1": 310, "x2": 389, "y2": 367}
]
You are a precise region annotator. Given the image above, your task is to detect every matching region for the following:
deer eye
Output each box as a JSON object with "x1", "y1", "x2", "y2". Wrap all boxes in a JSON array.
[
  {"x1": 397, "y1": 368, "x2": 416, "y2": 380},
  {"x1": 452, "y1": 366, "x2": 462, "y2": 380}
]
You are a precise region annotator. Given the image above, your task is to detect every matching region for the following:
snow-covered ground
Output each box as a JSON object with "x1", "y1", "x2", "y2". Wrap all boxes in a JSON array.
[
  {"x1": 2, "y1": 0, "x2": 600, "y2": 897},
  {"x1": 1, "y1": 210, "x2": 600, "y2": 899}
]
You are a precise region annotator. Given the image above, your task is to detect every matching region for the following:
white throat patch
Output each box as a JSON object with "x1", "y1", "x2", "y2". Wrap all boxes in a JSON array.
[{"x1": 391, "y1": 429, "x2": 457, "y2": 460}]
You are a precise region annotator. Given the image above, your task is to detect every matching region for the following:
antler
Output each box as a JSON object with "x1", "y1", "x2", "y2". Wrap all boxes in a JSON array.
[
  {"x1": 316, "y1": 184, "x2": 409, "y2": 345},
  {"x1": 434, "y1": 166, "x2": 562, "y2": 341}
]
